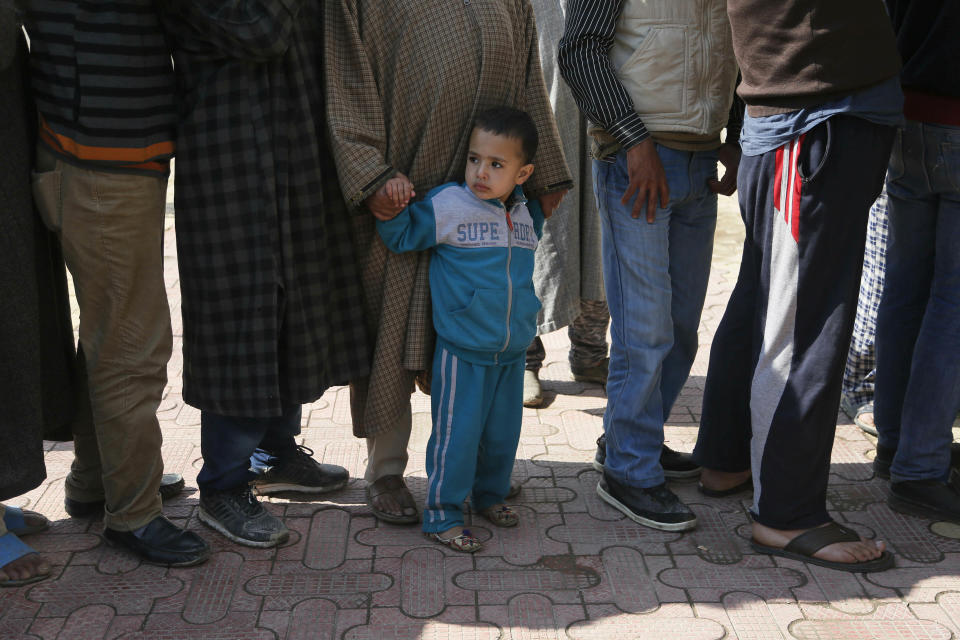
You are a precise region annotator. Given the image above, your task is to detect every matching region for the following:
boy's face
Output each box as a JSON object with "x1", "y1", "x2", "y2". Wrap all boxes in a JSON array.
[{"x1": 465, "y1": 128, "x2": 534, "y2": 203}]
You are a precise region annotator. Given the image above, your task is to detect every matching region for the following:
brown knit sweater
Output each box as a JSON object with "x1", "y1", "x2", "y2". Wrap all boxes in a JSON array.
[{"x1": 727, "y1": 0, "x2": 902, "y2": 116}]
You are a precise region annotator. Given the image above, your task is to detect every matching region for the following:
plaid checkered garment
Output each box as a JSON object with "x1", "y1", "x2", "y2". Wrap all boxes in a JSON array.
[
  {"x1": 325, "y1": 0, "x2": 573, "y2": 437},
  {"x1": 162, "y1": 0, "x2": 370, "y2": 417},
  {"x1": 841, "y1": 187, "x2": 889, "y2": 405}
]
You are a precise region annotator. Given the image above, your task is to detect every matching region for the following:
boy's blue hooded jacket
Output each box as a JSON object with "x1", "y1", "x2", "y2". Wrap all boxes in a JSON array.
[{"x1": 377, "y1": 182, "x2": 544, "y2": 365}]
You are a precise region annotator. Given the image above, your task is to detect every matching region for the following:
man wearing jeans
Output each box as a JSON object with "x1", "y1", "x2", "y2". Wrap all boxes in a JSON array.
[
  {"x1": 558, "y1": 0, "x2": 740, "y2": 531},
  {"x1": 25, "y1": 0, "x2": 209, "y2": 566},
  {"x1": 874, "y1": 0, "x2": 960, "y2": 520}
]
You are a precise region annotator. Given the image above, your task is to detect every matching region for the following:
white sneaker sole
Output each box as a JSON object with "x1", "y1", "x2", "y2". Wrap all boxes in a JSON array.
[
  {"x1": 595, "y1": 482, "x2": 697, "y2": 532},
  {"x1": 197, "y1": 507, "x2": 289, "y2": 548}
]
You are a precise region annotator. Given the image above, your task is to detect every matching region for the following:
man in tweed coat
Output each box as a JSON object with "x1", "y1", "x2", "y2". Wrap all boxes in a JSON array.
[
  {"x1": 325, "y1": 0, "x2": 572, "y2": 523},
  {"x1": 162, "y1": 0, "x2": 370, "y2": 547}
]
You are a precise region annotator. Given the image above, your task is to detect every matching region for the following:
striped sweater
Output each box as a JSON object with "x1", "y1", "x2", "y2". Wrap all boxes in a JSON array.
[{"x1": 25, "y1": 0, "x2": 176, "y2": 174}]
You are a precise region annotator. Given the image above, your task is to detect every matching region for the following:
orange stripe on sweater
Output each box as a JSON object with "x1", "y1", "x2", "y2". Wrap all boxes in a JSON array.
[{"x1": 40, "y1": 119, "x2": 173, "y2": 169}]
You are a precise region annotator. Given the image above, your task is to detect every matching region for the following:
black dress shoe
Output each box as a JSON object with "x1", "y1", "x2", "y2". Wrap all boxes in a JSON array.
[
  {"x1": 874, "y1": 443, "x2": 960, "y2": 480},
  {"x1": 103, "y1": 515, "x2": 210, "y2": 566},
  {"x1": 65, "y1": 473, "x2": 187, "y2": 518},
  {"x1": 592, "y1": 434, "x2": 701, "y2": 479},
  {"x1": 889, "y1": 475, "x2": 960, "y2": 523}
]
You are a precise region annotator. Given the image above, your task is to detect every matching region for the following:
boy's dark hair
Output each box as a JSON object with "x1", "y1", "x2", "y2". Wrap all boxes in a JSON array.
[{"x1": 473, "y1": 107, "x2": 538, "y2": 163}]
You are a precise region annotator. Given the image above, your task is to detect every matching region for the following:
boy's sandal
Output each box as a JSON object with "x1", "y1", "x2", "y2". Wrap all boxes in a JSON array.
[
  {"x1": 428, "y1": 529, "x2": 482, "y2": 553},
  {"x1": 3, "y1": 506, "x2": 50, "y2": 537},
  {"x1": 751, "y1": 521, "x2": 894, "y2": 573},
  {"x1": 0, "y1": 532, "x2": 51, "y2": 588},
  {"x1": 480, "y1": 504, "x2": 520, "y2": 528},
  {"x1": 365, "y1": 475, "x2": 419, "y2": 524}
]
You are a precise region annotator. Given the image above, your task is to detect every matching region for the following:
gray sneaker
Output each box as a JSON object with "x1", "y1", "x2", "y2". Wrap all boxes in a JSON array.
[
  {"x1": 251, "y1": 445, "x2": 349, "y2": 495},
  {"x1": 597, "y1": 473, "x2": 696, "y2": 532},
  {"x1": 198, "y1": 486, "x2": 289, "y2": 548}
]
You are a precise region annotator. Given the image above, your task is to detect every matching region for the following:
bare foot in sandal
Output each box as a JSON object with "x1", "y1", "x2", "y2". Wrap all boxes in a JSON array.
[
  {"x1": 752, "y1": 521, "x2": 891, "y2": 571},
  {"x1": 365, "y1": 475, "x2": 418, "y2": 524},
  {"x1": 1, "y1": 552, "x2": 51, "y2": 586},
  {"x1": 0, "y1": 530, "x2": 52, "y2": 588}
]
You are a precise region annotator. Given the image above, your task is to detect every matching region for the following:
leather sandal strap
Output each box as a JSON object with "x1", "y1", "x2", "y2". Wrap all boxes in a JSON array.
[
  {"x1": 367, "y1": 475, "x2": 417, "y2": 512},
  {"x1": 783, "y1": 522, "x2": 860, "y2": 557},
  {"x1": 367, "y1": 475, "x2": 405, "y2": 498}
]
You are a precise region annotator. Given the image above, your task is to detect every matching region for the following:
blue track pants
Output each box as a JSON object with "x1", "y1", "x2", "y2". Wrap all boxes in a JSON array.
[{"x1": 423, "y1": 345, "x2": 524, "y2": 533}]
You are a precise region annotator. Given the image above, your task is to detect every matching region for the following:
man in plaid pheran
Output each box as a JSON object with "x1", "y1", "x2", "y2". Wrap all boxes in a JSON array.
[{"x1": 162, "y1": 0, "x2": 370, "y2": 547}]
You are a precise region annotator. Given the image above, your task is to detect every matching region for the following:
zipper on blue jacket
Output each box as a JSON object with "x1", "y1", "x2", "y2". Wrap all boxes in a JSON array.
[
  {"x1": 473, "y1": 185, "x2": 528, "y2": 366},
  {"x1": 498, "y1": 201, "x2": 517, "y2": 364}
]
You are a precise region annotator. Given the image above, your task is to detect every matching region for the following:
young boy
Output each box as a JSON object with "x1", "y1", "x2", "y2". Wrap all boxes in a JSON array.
[{"x1": 376, "y1": 108, "x2": 543, "y2": 553}]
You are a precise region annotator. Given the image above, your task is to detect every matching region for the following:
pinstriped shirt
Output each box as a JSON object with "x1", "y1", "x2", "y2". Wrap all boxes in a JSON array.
[
  {"x1": 557, "y1": 0, "x2": 650, "y2": 151},
  {"x1": 25, "y1": 0, "x2": 176, "y2": 175}
]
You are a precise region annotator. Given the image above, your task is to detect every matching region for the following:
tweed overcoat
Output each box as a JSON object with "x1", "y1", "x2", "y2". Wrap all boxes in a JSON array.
[
  {"x1": 162, "y1": 0, "x2": 370, "y2": 417},
  {"x1": 530, "y1": 0, "x2": 605, "y2": 335},
  {"x1": 325, "y1": 0, "x2": 573, "y2": 437}
]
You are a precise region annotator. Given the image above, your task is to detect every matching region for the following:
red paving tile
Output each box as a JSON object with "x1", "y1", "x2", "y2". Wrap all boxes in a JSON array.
[{"x1": 4, "y1": 189, "x2": 960, "y2": 638}]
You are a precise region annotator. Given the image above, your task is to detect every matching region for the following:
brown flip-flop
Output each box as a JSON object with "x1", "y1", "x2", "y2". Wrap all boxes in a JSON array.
[{"x1": 365, "y1": 475, "x2": 419, "y2": 524}]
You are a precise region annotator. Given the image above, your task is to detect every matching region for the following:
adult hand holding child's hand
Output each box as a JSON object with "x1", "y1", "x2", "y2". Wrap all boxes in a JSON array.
[{"x1": 367, "y1": 173, "x2": 415, "y2": 221}]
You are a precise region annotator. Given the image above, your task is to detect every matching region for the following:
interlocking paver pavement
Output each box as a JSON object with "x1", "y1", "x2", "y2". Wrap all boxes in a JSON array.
[{"x1": 4, "y1": 177, "x2": 960, "y2": 639}]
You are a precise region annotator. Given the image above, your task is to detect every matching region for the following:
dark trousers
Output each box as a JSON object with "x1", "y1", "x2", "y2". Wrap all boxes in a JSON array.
[
  {"x1": 197, "y1": 404, "x2": 302, "y2": 492},
  {"x1": 526, "y1": 299, "x2": 610, "y2": 371},
  {"x1": 693, "y1": 116, "x2": 894, "y2": 530}
]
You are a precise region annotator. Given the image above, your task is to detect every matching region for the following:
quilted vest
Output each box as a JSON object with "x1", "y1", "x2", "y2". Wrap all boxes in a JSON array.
[{"x1": 611, "y1": 0, "x2": 738, "y2": 137}]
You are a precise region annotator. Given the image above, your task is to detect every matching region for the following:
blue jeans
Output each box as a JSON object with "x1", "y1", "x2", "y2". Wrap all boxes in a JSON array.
[
  {"x1": 593, "y1": 145, "x2": 718, "y2": 488},
  {"x1": 875, "y1": 120, "x2": 960, "y2": 483},
  {"x1": 197, "y1": 404, "x2": 302, "y2": 492}
]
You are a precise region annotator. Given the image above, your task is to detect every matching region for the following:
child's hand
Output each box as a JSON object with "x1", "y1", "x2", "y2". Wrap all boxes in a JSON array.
[
  {"x1": 385, "y1": 175, "x2": 415, "y2": 208},
  {"x1": 369, "y1": 174, "x2": 416, "y2": 221}
]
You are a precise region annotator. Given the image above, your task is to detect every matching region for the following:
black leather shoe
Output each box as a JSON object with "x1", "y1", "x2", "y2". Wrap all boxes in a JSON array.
[
  {"x1": 103, "y1": 515, "x2": 210, "y2": 567},
  {"x1": 875, "y1": 443, "x2": 960, "y2": 480},
  {"x1": 889, "y1": 475, "x2": 960, "y2": 523},
  {"x1": 660, "y1": 446, "x2": 701, "y2": 479},
  {"x1": 593, "y1": 434, "x2": 701, "y2": 479},
  {"x1": 65, "y1": 473, "x2": 187, "y2": 518}
]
